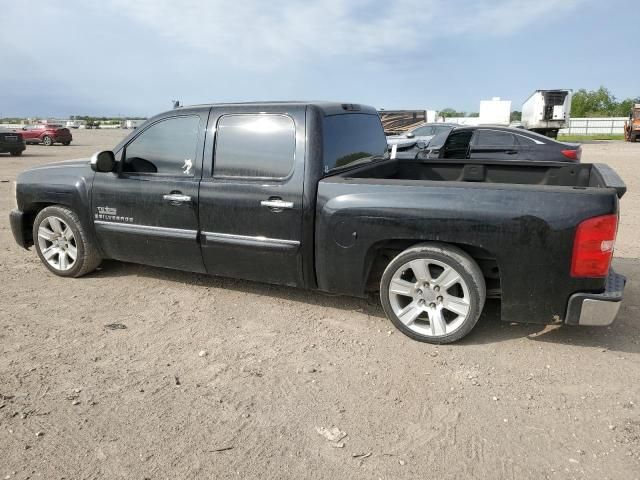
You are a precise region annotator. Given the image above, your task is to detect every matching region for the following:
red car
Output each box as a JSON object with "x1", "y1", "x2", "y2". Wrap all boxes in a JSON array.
[{"x1": 17, "y1": 124, "x2": 72, "y2": 146}]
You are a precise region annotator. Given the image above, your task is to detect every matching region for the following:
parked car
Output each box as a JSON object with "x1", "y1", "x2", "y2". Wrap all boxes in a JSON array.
[
  {"x1": 17, "y1": 124, "x2": 73, "y2": 146},
  {"x1": 387, "y1": 123, "x2": 457, "y2": 150},
  {"x1": 0, "y1": 129, "x2": 26, "y2": 156},
  {"x1": 412, "y1": 126, "x2": 581, "y2": 162},
  {"x1": 9, "y1": 102, "x2": 625, "y2": 344}
]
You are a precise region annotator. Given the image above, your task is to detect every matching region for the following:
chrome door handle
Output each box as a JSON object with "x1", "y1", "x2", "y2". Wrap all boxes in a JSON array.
[
  {"x1": 163, "y1": 194, "x2": 191, "y2": 203},
  {"x1": 261, "y1": 199, "x2": 294, "y2": 209}
]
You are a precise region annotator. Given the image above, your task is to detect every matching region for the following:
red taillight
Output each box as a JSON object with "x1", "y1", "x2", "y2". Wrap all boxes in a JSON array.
[
  {"x1": 571, "y1": 214, "x2": 618, "y2": 277},
  {"x1": 561, "y1": 148, "x2": 581, "y2": 161}
]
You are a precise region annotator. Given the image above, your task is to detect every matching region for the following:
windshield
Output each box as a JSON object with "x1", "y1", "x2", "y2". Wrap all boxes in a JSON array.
[
  {"x1": 634, "y1": 110, "x2": 640, "y2": 120},
  {"x1": 323, "y1": 113, "x2": 387, "y2": 173},
  {"x1": 427, "y1": 129, "x2": 452, "y2": 149}
]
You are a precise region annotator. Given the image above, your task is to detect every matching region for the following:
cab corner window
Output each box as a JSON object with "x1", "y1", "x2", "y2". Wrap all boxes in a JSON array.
[
  {"x1": 214, "y1": 114, "x2": 295, "y2": 178},
  {"x1": 123, "y1": 116, "x2": 200, "y2": 176}
]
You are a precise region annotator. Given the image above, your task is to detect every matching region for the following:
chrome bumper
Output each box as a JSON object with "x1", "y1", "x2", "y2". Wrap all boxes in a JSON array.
[{"x1": 565, "y1": 269, "x2": 626, "y2": 326}]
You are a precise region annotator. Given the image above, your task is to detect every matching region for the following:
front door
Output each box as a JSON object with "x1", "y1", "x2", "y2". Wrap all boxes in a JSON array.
[
  {"x1": 91, "y1": 110, "x2": 209, "y2": 273},
  {"x1": 198, "y1": 106, "x2": 306, "y2": 287}
]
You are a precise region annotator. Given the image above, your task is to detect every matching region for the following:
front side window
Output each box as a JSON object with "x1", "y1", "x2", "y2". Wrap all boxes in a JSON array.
[
  {"x1": 442, "y1": 131, "x2": 473, "y2": 159},
  {"x1": 473, "y1": 130, "x2": 516, "y2": 147},
  {"x1": 123, "y1": 116, "x2": 200, "y2": 175},
  {"x1": 214, "y1": 114, "x2": 295, "y2": 178}
]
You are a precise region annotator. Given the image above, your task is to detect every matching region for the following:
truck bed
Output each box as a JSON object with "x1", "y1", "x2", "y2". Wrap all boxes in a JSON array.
[
  {"x1": 333, "y1": 158, "x2": 626, "y2": 197},
  {"x1": 315, "y1": 158, "x2": 624, "y2": 325}
]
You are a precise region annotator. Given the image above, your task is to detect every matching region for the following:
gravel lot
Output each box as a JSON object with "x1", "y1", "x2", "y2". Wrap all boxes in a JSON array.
[{"x1": 1, "y1": 130, "x2": 639, "y2": 479}]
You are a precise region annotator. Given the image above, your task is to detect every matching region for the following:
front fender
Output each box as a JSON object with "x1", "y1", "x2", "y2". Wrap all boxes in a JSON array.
[{"x1": 15, "y1": 161, "x2": 97, "y2": 249}]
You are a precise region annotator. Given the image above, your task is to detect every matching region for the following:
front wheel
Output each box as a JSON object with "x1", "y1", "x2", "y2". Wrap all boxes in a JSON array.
[
  {"x1": 42, "y1": 135, "x2": 53, "y2": 146},
  {"x1": 33, "y1": 206, "x2": 102, "y2": 277},
  {"x1": 380, "y1": 243, "x2": 486, "y2": 344}
]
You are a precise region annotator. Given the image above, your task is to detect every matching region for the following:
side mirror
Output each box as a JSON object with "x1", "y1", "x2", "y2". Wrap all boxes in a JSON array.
[
  {"x1": 405, "y1": 132, "x2": 415, "y2": 139},
  {"x1": 91, "y1": 150, "x2": 116, "y2": 173}
]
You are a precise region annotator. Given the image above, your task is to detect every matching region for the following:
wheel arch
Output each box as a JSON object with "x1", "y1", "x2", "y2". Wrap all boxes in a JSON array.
[{"x1": 364, "y1": 238, "x2": 500, "y2": 295}]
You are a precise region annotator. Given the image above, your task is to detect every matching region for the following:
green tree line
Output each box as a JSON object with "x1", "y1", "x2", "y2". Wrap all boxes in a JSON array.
[{"x1": 571, "y1": 87, "x2": 639, "y2": 117}]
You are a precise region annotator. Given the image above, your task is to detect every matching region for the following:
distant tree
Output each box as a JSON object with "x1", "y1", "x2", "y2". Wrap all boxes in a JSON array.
[
  {"x1": 570, "y1": 87, "x2": 638, "y2": 117},
  {"x1": 467, "y1": 112, "x2": 479, "y2": 118},
  {"x1": 616, "y1": 97, "x2": 640, "y2": 117},
  {"x1": 510, "y1": 111, "x2": 522, "y2": 122},
  {"x1": 439, "y1": 108, "x2": 466, "y2": 118}
]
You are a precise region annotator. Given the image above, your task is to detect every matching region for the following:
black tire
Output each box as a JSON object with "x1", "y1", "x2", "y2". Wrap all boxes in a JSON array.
[
  {"x1": 380, "y1": 243, "x2": 486, "y2": 344},
  {"x1": 62, "y1": 141, "x2": 71, "y2": 146},
  {"x1": 33, "y1": 205, "x2": 102, "y2": 278},
  {"x1": 42, "y1": 135, "x2": 53, "y2": 146},
  {"x1": 9, "y1": 150, "x2": 22, "y2": 157}
]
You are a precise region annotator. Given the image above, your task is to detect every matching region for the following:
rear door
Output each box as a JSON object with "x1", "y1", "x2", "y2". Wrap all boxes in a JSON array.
[
  {"x1": 198, "y1": 105, "x2": 306, "y2": 287},
  {"x1": 91, "y1": 110, "x2": 209, "y2": 272},
  {"x1": 469, "y1": 129, "x2": 521, "y2": 160}
]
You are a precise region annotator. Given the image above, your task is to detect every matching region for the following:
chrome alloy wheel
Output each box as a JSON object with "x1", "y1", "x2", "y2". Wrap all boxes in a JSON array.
[
  {"x1": 37, "y1": 216, "x2": 77, "y2": 271},
  {"x1": 387, "y1": 258, "x2": 471, "y2": 337}
]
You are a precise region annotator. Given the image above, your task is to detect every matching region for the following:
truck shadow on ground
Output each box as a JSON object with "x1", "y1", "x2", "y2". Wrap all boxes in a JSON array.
[{"x1": 95, "y1": 257, "x2": 639, "y2": 355}]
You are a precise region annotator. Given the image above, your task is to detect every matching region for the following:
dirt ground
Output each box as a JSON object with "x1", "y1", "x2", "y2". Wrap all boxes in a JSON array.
[{"x1": 1, "y1": 130, "x2": 639, "y2": 480}]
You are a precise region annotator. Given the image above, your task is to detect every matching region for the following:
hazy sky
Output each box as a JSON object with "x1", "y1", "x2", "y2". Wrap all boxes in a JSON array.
[{"x1": 0, "y1": 0, "x2": 636, "y2": 117}]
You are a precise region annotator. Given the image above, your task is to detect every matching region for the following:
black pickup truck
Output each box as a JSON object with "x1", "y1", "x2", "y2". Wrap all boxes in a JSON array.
[{"x1": 9, "y1": 102, "x2": 627, "y2": 343}]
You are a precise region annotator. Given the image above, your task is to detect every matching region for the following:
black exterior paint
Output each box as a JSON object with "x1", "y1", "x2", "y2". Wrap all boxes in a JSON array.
[{"x1": 10, "y1": 102, "x2": 625, "y2": 326}]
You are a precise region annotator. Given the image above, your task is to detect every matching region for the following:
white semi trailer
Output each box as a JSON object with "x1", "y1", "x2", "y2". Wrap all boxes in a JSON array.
[{"x1": 521, "y1": 89, "x2": 572, "y2": 139}]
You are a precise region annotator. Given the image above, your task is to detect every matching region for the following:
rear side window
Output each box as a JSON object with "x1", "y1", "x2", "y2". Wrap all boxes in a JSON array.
[
  {"x1": 323, "y1": 114, "x2": 387, "y2": 173},
  {"x1": 473, "y1": 130, "x2": 516, "y2": 147},
  {"x1": 123, "y1": 116, "x2": 200, "y2": 175},
  {"x1": 516, "y1": 135, "x2": 537, "y2": 146},
  {"x1": 214, "y1": 114, "x2": 295, "y2": 178}
]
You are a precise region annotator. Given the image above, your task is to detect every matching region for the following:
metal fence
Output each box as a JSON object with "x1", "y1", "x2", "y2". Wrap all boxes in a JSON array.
[{"x1": 560, "y1": 117, "x2": 627, "y2": 136}]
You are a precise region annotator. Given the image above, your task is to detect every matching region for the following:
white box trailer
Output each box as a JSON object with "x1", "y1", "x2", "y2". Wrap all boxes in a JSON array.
[
  {"x1": 479, "y1": 97, "x2": 511, "y2": 125},
  {"x1": 521, "y1": 89, "x2": 572, "y2": 138}
]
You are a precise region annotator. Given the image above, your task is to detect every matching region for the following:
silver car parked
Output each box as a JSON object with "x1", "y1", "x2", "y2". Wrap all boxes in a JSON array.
[{"x1": 387, "y1": 123, "x2": 458, "y2": 150}]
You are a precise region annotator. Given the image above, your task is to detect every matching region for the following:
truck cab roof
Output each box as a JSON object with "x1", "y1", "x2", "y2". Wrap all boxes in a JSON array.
[{"x1": 175, "y1": 101, "x2": 378, "y2": 117}]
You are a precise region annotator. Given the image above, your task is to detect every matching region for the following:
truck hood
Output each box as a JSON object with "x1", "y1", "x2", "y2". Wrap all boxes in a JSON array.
[
  {"x1": 17, "y1": 158, "x2": 94, "y2": 187},
  {"x1": 24, "y1": 157, "x2": 90, "y2": 171}
]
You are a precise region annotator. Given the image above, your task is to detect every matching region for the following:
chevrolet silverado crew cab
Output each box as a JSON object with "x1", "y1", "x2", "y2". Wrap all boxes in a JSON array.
[{"x1": 9, "y1": 102, "x2": 627, "y2": 344}]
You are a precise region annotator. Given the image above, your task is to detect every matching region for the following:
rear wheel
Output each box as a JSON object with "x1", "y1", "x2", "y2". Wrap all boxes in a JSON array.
[
  {"x1": 42, "y1": 135, "x2": 53, "y2": 146},
  {"x1": 380, "y1": 243, "x2": 486, "y2": 344},
  {"x1": 33, "y1": 206, "x2": 101, "y2": 277},
  {"x1": 9, "y1": 150, "x2": 22, "y2": 156},
  {"x1": 62, "y1": 141, "x2": 71, "y2": 146}
]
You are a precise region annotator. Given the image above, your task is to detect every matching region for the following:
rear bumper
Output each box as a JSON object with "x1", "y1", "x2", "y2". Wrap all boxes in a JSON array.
[
  {"x1": 0, "y1": 142, "x2": 26, "y2": 153},
  {"x1": 9, "y1": 209, "x2": 30, "y2": 249},
  {"x1": 565, "y1": 269, "x2": 626, "y2": 326},
  {"x1": 54, "y1": 135, "x2": 72, "y2": 143}
]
